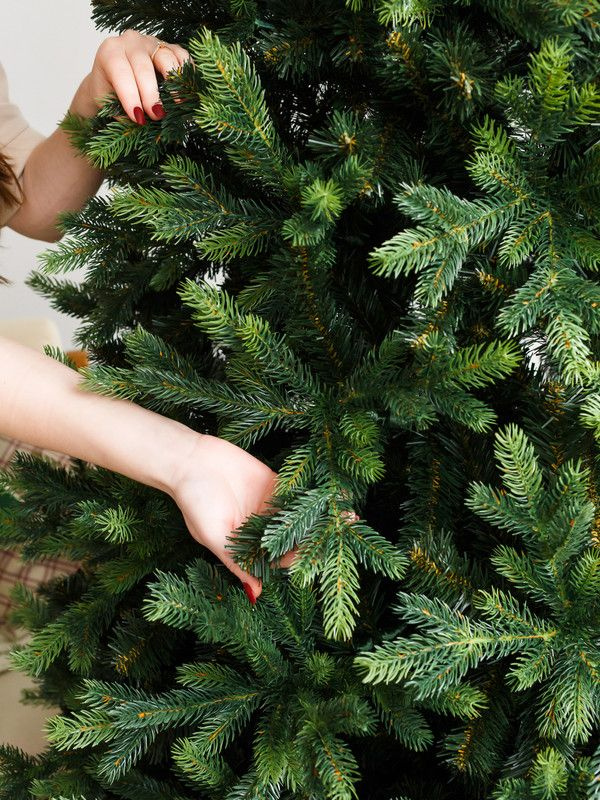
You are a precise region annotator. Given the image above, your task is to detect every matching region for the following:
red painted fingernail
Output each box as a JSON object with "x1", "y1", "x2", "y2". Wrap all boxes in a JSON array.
[
  {"x1": 242, "y1": 582, "x2": 256, "y2": 605},
  {"x1": 152, "y1": 103, "x2": 166, "y2": 119},
  {"x1": 133, "y1": 106, "x2": 146, "y2": 125}
]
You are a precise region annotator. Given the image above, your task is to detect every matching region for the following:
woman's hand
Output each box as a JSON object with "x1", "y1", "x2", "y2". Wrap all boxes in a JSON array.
[
  {"x1": 0, "y1": 338, "x2": 296, "y2": 602},
  {"x1": 76, "y1": 29, "x2": 190, "y2": 123},
  {"x1": 167, "y1": 434, "x2": 297, "y2": 605},
  {"x1": 9, "y1": 29, "x2": 190, "y2": 239}
]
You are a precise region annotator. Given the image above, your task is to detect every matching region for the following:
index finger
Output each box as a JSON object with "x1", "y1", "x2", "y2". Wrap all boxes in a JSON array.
[{"x1": 103, "y1": 55, "x2": 145, "y2": 124}]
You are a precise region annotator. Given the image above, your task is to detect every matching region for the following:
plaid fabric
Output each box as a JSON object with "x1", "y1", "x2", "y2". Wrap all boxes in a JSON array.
[{"x1": 0, "y1": 436, "x2": 79, "y2": 626}]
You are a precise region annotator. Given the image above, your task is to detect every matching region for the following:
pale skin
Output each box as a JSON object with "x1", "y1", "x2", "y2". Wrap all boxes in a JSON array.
[{"x1": 2, "y1": 30, "x2": 298, "y2": 604}]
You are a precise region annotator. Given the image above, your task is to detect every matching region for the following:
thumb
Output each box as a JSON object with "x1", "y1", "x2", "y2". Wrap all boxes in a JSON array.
[{"x1": 270, "y1": 545, "x2": 299, "y2": 569}]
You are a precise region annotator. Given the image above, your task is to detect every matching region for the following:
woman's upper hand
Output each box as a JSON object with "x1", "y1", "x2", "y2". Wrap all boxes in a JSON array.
[
  {"x1": 167, "y1": 433, "x2": 298, "y2": 605},
  {"x1": 79, "y1": 29, "x2": 190, "y2": 123}
]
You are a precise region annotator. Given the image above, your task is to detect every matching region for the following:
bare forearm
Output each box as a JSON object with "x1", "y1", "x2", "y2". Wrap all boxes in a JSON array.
[
  {"x1": 0, "y1": 336, "x2": 197, "y2": 496},
  {"x1": 8, "y1": 75, "x2": 103, "y2": 242}
]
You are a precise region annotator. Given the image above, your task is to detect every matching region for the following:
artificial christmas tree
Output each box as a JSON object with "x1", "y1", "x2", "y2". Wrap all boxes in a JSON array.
[{"x1": 1, "y1": 0, "x2": 599, "y2": 798}]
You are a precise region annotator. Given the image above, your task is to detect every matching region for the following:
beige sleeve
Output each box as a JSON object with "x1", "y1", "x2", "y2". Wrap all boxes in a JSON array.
[{"x1": 0, "y1": 61, "x2": 45, "y2": 227}]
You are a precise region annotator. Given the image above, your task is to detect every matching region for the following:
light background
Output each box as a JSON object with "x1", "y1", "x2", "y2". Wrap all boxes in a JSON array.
[{"x1": 0, "y1": 1, "x2": 106, "y2": 349}]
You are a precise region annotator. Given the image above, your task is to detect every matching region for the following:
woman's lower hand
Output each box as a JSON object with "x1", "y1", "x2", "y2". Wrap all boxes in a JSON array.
[
  {"x1": 75, "y1": 29, "x2": 190, "y2": 123},
  {"x1": 167, "y1": 433, "x2": 297, "y2": 605}
]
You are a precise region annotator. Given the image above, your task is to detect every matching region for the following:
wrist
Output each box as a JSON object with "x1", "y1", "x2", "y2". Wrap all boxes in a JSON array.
[
  {"x1": 69, "y1": 73, "x2": 101, "y2": 118},
  {"x1": 117, "y1": 414, "x2": 208, "y2": 499},
  {"x1": 163, "y1": 430, "x2": 215, "y2": 499}
]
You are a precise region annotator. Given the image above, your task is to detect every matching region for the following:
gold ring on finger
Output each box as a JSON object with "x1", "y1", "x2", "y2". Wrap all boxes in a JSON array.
[{"x1": 151, "y1": 40, "x2": 173, "y2": 62}]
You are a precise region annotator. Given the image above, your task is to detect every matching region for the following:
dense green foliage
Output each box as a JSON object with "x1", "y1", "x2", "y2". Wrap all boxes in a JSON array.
[{"x1": 1, "y1": 0, "x2": 600, "y2": 798}]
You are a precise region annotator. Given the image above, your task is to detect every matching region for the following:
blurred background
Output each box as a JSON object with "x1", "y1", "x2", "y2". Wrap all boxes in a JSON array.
[
  {"x1": 0, "y1": 3, "x2": 107, "y2": 752},
  {"x1": 0, "y1": 1, "x2": 105, "y2": 349}
]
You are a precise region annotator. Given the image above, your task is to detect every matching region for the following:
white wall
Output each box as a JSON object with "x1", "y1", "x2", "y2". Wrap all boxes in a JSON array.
[{"x1": 0, "y1": 1, "x2": 106, "y2": 349}]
